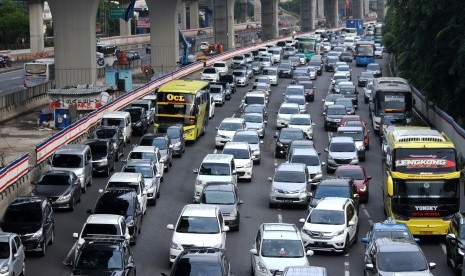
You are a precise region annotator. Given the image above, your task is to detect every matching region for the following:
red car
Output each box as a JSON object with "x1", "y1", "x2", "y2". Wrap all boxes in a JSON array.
[
  {"x1": 334, "y1": 165, "x2": 372, "y2": 203},
  {"x1": 298, "y1": 80, "x2": 315, "y2": 102}
]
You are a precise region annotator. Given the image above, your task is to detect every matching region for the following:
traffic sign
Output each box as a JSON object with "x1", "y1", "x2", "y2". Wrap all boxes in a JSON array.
[{"x1": 109, "y1": 8, "x2": 134, "y2": 20}]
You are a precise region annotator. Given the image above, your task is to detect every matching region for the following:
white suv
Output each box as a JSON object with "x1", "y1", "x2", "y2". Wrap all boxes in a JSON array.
[
  {"x1": 213, "y1": 61, "x2": 228, "y2": 76},
  {"x1": 167, "y1": 204, "x2": 229, "y2": 264},
  {"x1": 299, "y1": 197, "x2": 358, "y2": 254},
  {"x1": 222, "y1": 142, "x2": 254, "y2": 181},
  {"x1": 215, "y1": 117, "x2": 246, "y2": 149},
  {"x1": 201, "y1": 67, "x2": 220, "y2": 82},
  {"x1": 276, "y1": 103, "x2": 300, "y2": 129},
  {"x1": 250, "y1": 223, "x2": 313, "y2": 276},
  {"x1": 127, "y1": 145, "x2": 165, "y2": 182}
]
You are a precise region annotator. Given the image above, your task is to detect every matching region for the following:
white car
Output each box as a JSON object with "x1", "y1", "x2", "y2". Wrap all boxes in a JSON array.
[
  {"x1": 215, "y1": 117, "x2": 246, "y2": 148},
  {"x1": 222, "y1": 142, "x2": 254, "y2": 181},
  {"x1": 335, "y1": 64, "x2": 352, "y2": 80},
  {"x1": 199, "y1": 42, "x2": 209, "y2": 50},
  {"x1": 250, "y1": 223, "x2": 313, "y2": 276},
  {"x1": 167, "y1": 204, "x2": 229, "y2": 263},
  {"x1": 299, "y1": 197, "x2": 358, "y2": 253},
  {"x1": 262, "y1": 67, "x2": 278, "y2": 86},
  {"x1": 213, "y1": 61, "x2": 228, "y2": 76},
  {"x1": 201, "y1": 67, "x2": 220, "y2": 82},
  {"x1": 285, "y1": 95, "x2": 307, "y2": 114},
  {"x1": 122, "y1": 160, "x2": 161, "y2": 206},
  {"x1": 276, "y1": 102, "x2": 300, "y2": 129},
  {"x1": 287, "y1": 114, "x2": 315, "y2": 139},
  {"x1": 127, "y1": 146, "x2": 165, "y2": 182}
]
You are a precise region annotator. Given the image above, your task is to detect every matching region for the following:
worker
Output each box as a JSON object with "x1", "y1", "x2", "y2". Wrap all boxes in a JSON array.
[
  {"x1": 292, "y1": 30, "x2": 296, "y2": 40},
  {"x1": 203, "y1": 59, "x2": 207, "y2": 68}
]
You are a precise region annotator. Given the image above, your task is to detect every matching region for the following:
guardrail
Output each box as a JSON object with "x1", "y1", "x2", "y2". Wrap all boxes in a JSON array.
[{"x1": 0, "y1": 153, "x2": 29, "y2": 192}]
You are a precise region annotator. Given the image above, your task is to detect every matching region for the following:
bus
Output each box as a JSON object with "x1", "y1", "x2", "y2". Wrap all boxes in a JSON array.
[
  {"x1": 382, "y1": 126, "x2": 460, "y2": 235},
  {"x1": 97, "y1": 42, "x2": 117, "y2": 67},
  {"x1": 296, "y1": 36, "x2": 319, "y2": 60},
  {"x1": 354, "y1": 41, "x2": 375, "y2": 67},
  {"x1": 374, "y1": 23, "x2": 383, "y2": 44},
  {"x1": 155, "y1": 79, "x2": 210, "y2": 141},
  {"x1": 370, "y1": 77, "x2": 413, "y2": 133},
  {"x1": 23, "y1": 58, "x2": 55, "y2": 88}
]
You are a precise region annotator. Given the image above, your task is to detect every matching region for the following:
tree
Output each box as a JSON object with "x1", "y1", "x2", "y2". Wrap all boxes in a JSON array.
[{"x1": 0, "y1": 0, "x2": 29, "y2": 50}]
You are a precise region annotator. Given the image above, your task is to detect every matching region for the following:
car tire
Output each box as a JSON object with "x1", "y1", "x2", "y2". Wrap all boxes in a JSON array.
[
  {"x1": 40, "y1": 240, "x2": 47, "y2": 256},
  {"x1": 69, "y1": 198, "x2": 75, "y2": 212},
  {"x1": 49, "y1": 228, "x2": 55, "y2": 245},
  {"x1": 269, "y1": 202, "x2": 275, "y2": 208},
  {"x1": 104, "y1": 166, "x2": 110, "y2": 177},
  {"x1": 81, "y1": 184, "x2": 86, "y2": 194},
  {"x1": 20, "y1": 261, "x2": 25, "y2": 276},
  {"x1": 343, "y1": 235, "x2": 350, "y2": 254}
]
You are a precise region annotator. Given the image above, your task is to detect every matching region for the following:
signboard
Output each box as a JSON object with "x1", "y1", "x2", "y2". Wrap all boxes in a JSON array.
[
  {"x1": 109, "y1": 8, "x2": 134, "y2": 20},
  {"x1": 137, "y1": 17, "x2": 150, "y2": 28},
  {"x1": 49, "y1": 94, "x2": 112, "y2": 110}
]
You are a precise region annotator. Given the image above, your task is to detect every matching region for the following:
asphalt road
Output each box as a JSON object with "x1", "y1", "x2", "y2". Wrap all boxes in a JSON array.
[{"x1": 23, "y1": 53, "x2": 453, "y2": 276}]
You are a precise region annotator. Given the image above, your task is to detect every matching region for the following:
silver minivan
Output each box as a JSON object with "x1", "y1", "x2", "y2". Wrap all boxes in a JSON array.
[{"x1": 50, "y1": 144, "x2": 93, "y2": 193}]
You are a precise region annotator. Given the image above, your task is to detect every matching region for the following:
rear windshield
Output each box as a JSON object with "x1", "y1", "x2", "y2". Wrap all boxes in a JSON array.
[{"x1": 52, "y1": 154, "x2": 82, "y2": 168}]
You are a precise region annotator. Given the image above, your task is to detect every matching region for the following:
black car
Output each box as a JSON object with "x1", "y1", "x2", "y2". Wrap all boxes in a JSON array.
[
  {"x1": 163, "y1": 247, "x2": 231, "y2": 276},
  {"x1": 219, "y1": 74, "x2": 236, "y2": 94},
  {"x1": 71, "y1": 235, "x2": 136, "y2": 275},
  {"x1": 277, "y1": 63, "x2": 294, "y2": 78},
  {"x1": 139, "y1": 133, "x2": 173, "y2": 171},
  {"x1": 89, "y1": 188, "x2": 143, "y2": 244},
  {"x1": 323, "y1": 104, "x2": 347, "y2": 131},
  {"x1": 33, "y1": 170, "x2": 82, "y2": 211},
  {"x1": 122, "y1": 106, "x2": 148, "y2": 136},
  {"x1": 339, "y1": 52, "x2": 354, "y2": 62},
  {"x1": 85, "y1": 139, "x2": 117, "y2": 176},
  {"x1": 201, "y1": 182, "x2": 243, "y2": 231},
  {"x1": 358, "y1": 71, "x2": 375, "y2": 87},
  {"x1": 92, "y1": 126, "x2": 125, "y2": 160},
  {"x1": 309, "y1": 177, "x2": 359, "y2": 210},
  {"x1": 0, "y1": 55, "x2": 12, "y2": 68},
  {"x1": 325, "y1": 56, "x2": 338, "y2": 72},
  {"x1": 146, "y1": 45, "x2": 151, "y2": 54},
  {"x1": 446, "y1": 212, "x2": 465, "y2": 274},
  {"x1": 339, "y1": 85, "x2": 359, "y2": 109},
  {"x1": 1, "y1": 196, "x2": 55, "y2": 256},
  {"x1": 308, "y1": 60, "x2": 323, "y2": 76},
  {"x1": 158, "y1": 125, "x2": 185, "y2": 157},
  {"x1": 274, "y1": 128, "x2": 305, "y2": 158}
]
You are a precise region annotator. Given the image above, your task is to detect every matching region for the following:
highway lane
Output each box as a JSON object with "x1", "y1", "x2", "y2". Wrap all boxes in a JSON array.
[
  {"x1": 23, "y1": 53, "x2": 453, "y2": 276},
  {"x1": 0, "y1": 69, "x2": 25, "y2": 96}
]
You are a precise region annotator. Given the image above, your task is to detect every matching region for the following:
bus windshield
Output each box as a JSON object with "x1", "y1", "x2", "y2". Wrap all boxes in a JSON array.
[
  {"x1": 298, "y1": 42, "x2": 315, "y2": 53},
  {"x1": 379, "y1": 92, "x2": 407, "y2": 113},
  {"x1": 394, "y1": 180, "x2": 459, "y2": 203},
  {"x1": 25, "y1": 63, "x2": 47, "y2": 74},
  {"x1": 355, "y1": 44, "x2": 375, "y2": 56},
  {"x1": 393, "y1": 148, "x2": 457, "y2": 174}
]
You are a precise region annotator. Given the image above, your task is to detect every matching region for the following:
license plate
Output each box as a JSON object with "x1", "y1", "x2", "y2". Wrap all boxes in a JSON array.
[
  {"x1": 420, "y1": 231, "x2": 432, "y2": 235},
  {"x1": 314, "y1": 242, "x2": 325, "y2": 247}
]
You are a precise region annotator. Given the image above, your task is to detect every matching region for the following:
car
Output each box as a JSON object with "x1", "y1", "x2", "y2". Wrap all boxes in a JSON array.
[
  {"x1": 361, "y1": 217, "x2": 418, "y2": 250},
  {"x1": 286, "y1": 140, "x2": 315, "y2": 160},
  {"x1": 92, "y1": 126, "x2": 125, "y2": 161},
  {"x1": 274, "y1": 128, "x2": 305, "y2": 159},
  {"x1": 292, "y1": 74, "x2": 312, "y2": 85},
  {"x1": 289, "y1": 56, "x2": 301, "y2": 69},
  {"x1": 213, "y1": 61, "x2": 228, "y2": 76},
  {"x1": 0, "y1": 55, "x2": 13, "y2": 68},
  {"x1": 139, "y1": 133, "x2": 173, "y2": 171},
  {"x1": 125, "y1": 50, "x2": 140, "y2": 61},
  {"x1": 278, "y1": 62, "x2": 294, "y2": 78},
  {"x1": 210, "y1": 83, "x2": 226, "y2": 105},
  {"x1": 262, "y1": 67, "x2": 279, "y2": 86},
  {"x1": 232, "y1": 55, "x2": 246, "y2": 67},
  {"x1": 70, "y1": 235, "x2": 136, "y2": 275},
  {"x1": 358, "y1": 71, "x2": 375, "y2": 87},
  {"x1": 335, "y1": 126, "x2": 367, "y2": 160},
  {"x1": 379, "y1": 113, "x2": 408, "y2": 135},
  {"x1": 258, "y1": 55, "x2": 272, "y2": 69},
  {"x1": 322, "y1": 94, "x2": 344, "y2": 113},
  {"x1": 84, "y1": 139, "x2": 117, "y2": 176},
  {"x1": 145, "y1": 45, "x2": 151, "y2": 54},
  {"x1": 236, "y1": 63, "x2": 254, "y2": 79},
  {"x1": 131, "y1": 99, "x2": 155, "y2": 124},
  {"x1": 232, "y1": 69, "x2": 248, "y2": 87},
  {"x1": 321, "y1": 42, "x2": 331, "y2": 52},
  {"x1": 296, "y1": 53, "x2": 307, "y2": 65},
  {"x1": 339, "y1": 52, "x2": 354, "y2": 62},
  {"x1": 268, "y1": 163, "x2": 310, "y2": 208},
  {"x1": 366, "y1": 63, "x2": 382, "y2": 77},
  {"x1": 232, "y1": 129, "x2": 262, "y2": 164},
  {"x1": 276, "y1": 102, "x2": 300, "y2": 129},
  {"x1": 243, "y1": 103, "x2": 268, "y2": 121},
  {"x1": 445, "y1": 212, "x2": 465, "y2": 274},
  {"x1": 288, "y1": 114, "x2": 315, "y2": 139},
  {"x1": 254, "y1": 76, "x2": 272, "y2": 93},
  {"x1": 284, "y1": 85, "x2": 305, "y2": 100},
  {"x1": 335, "y1": 64, "x2": 352, "y2": 80},
  {"x1": 127, "y1": 145, "x2": 165, "y2": 182},
  {"x1": 90, "y1": 188, "x2": 143, "y2": 244},
  {"x1": 325, "y1": 136, "x2": 359, "y2": 173},
  {"x1": 122, "y1": 160, "x2": 161, "y2": 206},
  {"x1": 244, "y1": 52, "x2": 254, "y2": 63},
  {"x1": 103, "y1": 172, "x2": 148, "y2": 215},
  {"x1": 122, "y1": 106, "x2": 148, "y2": 136},
  {"x1": 157, "y1": 124, "x2": 185, "y2": 157},
  {"x1": 163, "y1": 247, "x2": 232, "y2": 276},
  {"x1": 285, "y1": 95, "x2": 307, "y2": 114},
  {"x1": 338, "y1": 85, "x2": 359, "y2": 109},
  {"x1": 1, "y1": 197, "x2": 55, "y2": 256},
  {"x1": 245, "y1": 90, "x2": 268, "y2": 107},
  {"x1": 243, "y1": 112, "x2": 266, "y2": 138},
  {"x1": 323, "y1": 104, "x2": 347, "y2": 131},
  {"x1": 308, "y1": 59, "x2": 323, "y2": 76},
  {"x1": 0, "y1": 232, "x2": 25, "y2": 276},
  {"x1": 374, "y1": 46, "x2": 383, "y2": 58},
  {"x1": 33, "y1": 170, "x2": 82, "y2": 211},
  {"x1": 334, "y1": 98, "x2": 355, "y2": 115},
  {"x1": 325, "y1": 56, "x2": 338, "y2": 72},
  {"x1": 283, "y1": 46, "x2": 297, "y2": 58},
  {"x1": 215, "y1": 117, "x2": 246, "y2": 149},
  {"x1": 363, "y1": 81, "x2": 374, "y2": 103},
  {"x1": 364, "y1": 238, "x2": 436, "y2": 275},
  {"x1": 250, "y1": 223, "x2": 313, "y2": 276},
  {"x1": 297, "y1": 81, "x2": 315, "y2": 102},
  {"x1": 299, "y1": 197, "x2": 358, "y2": 253},
  {"x1": 222, "y1": 142, "x2": 254, "y2": 181},
  {"x1": 219, "y1": 74, "x2": 237, "y2": 93},
  {"x1": 201, "y1": 67, "x2": 220, "y2": 82},
  {"x1": 250, "y1": 61, "x2": 262, "y2": 74},
  {"x1": 167, "y1": 204, "x2": 229, "y2": 264},
  {"x1": 280, "y1": 266, "x2": 328, "y2": 276},
  {"x1": 287, "y1": 147, "x2": 324, "y2": 186},
  {"x1": 308, "y1": 177, "x2": 359, "y2": 210},
  {"x1": 201, "y1": 182, "x2": 243, "y2": 231},
  {"x1": 331, "y1": 71, "x2": 350, "y2": 87},
  {"x1": 334, "y1": 165, "x2": 371, "y2": 203}
]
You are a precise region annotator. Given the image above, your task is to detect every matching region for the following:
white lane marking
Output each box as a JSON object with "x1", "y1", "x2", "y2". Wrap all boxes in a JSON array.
[
  {"x1": 10, "y1": 76, "x2": 21, "y2": 80},
  {"x1": 232, "y1": 113, "x2": 236, "y2": 118},
  {"x1": 278, "y1": 214, "x2": 283, "y2": 223},
  {"x1": 344, "y1": 261, "x2": 350, "y2": 276},
  {"x1": 213, "y1": 149, "x2": 217, "y2": 154},
  {"x1": 440, "y1": 243, "x2": 447, "y2": 254},
  {"x1": 361, "y1": 205, "x2": 374, "y2": 226}
]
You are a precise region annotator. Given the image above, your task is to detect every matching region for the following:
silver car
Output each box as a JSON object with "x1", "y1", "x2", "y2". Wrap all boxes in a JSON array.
[
  {"x1": 0, "y1": 233, "x2": 25, "y2": 276},
  {"x1": 233, "y1": 69, "x2": 248, "y2": 87},
  {"x1": 122, "y1": 160, "x2": 162, "y2": 206},
  {"x1": 268, "y1": 163, "x2": 310, "y2": 208},
  {"x1": 325, "y1": 136, "x2": 359, "y2": 173},
  {"x1": 232, "y1": 129, "x2": 263, "y2": 164}
]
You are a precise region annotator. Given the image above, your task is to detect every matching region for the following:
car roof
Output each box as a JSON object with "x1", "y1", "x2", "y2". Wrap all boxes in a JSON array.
[
  {"x1": 277, "y1": 162, "x2": 306, "y2": 172},
  {"x1": 337, "y1": 126, "x2": 363, "y2": 132},
  {"x1": 335, "y1": 165, "x2": 363, "y2": 172},
  {"x1": 234, "y1": 129, "x2": 259, "y2": 136},
  {"x1": 320, "y1": 177, "x2": 352, "y2": 186},
  {"x1": 373, "y1": 217, "x2": 409, "y2": 232},
  {"x1": 330, "y1": 136, "x2": 355, "y2": 143},
  {"x1": 290, "y1": 114, "x2": 311, "y2": 119},
  {"x1": 223, "y1": 142, "x2": 250, "y2": 150},
  {"x1": 291, "y1": 147, "x2": 318, "y2": 156},
  {"x1": 261, "y1": 223, "x2": 300, "y2": 240},
  {"x1": 131, "y1": 146, "x2": 158, "y2": 153},
  {"x1": 86, "y1": 214, "x2": 124, "y2": 224},
  {"x1": 177, "y1": 247, "x2": 223, "y2": 264},
  {"x1": 314, "y1": 197, "x2": 349, "y2": 211},
  {"x1": 202, "y1": 153, "x2": 234, "y2": 163},
  {"x1": 9, "y1": 196, "x2": 45, "y2": 209},
  {"x1": 125, "y1": 160, "x2": 154, "y2": 167},
  {"x1": 375, "y1": 238, "x2": 421, "y2": 253},
  {"x1": 204, "y1": 182, "x2": 236, "y2": 192},
  {"x1": 182, "y1": 204, "x2": 218, "y2": 217},
  {"x1": 220, "y1": 117, "x2": 244, "y2": 123},
  {"x1": 280, "y1": 102, "x2": 300, "y2": 108},
  {"x1": 109, "y1": 172, "x2": 142, "y2": 182}
]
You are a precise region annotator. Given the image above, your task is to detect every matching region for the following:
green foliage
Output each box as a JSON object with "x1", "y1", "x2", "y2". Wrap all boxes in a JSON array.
[
  {"x1": 279, "y1": 0, "x2": 300, "y2": 16},
  {"x1": 385, "y1": 0, "x2": 465, "y2": 127},
  {"x1": 0, "y1": 0, "x2": 29, "y2": 49}
]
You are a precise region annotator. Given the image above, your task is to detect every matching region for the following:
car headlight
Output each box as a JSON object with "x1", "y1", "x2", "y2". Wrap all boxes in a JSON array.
[
  {"x1": 327, "y1": 155, "x2": 334, "y2": 161},
  {"x1": 229, "y1": 208, "x2": 238, "y2": 218},
  {"x1": 277, "y1": 141, "x2": 283, "y2": 147},
  {"x1": 297, "y1": 187, "x2": 307, "y2": 193},
  {"x1": 57, "y1": 193, "x2": 71, "y2": 202},
  {"x1": 314, "y1": 173, "x2": 323, "y2": 180},
  {"x1": 161, "y1": 156, "x2": 168, "y2": 162},
  {"x1": 458, "y1": 247, "x2": 464, "y2": 256},
  {"x1": 256, "y1": 261, "x2": 268, "y2": 273},
  {"x1": 195, "y1": 179, "x2": 203, "y2": 186},
  {"x1": 328, "y1": 230, "x2": 345, "y2": 236},
  {"x1": 76, "y1": 173, "x2": 84, "y2": 178},
  {"x1": 171, "y1": 242, "x2": 182, "y2": 250},
  {"x1": 358, "y1": 145, "x2": 365, "y2": 151},
  {"x1": 271, "y1": 187, "x2": 279, "y2": 193},
  {"x1": 99, "y1": 158, "x2": 108, "y2": 165},
  {"x1": 245, "y1": 161, "x2": 252, "y2": 168},
  {"x1": 32, "y1": 228, "x2": 43, "y2": 239},
  {"x1": 359, "y1": 185, "x2": 367, "y2": 192},
  {"x1": 0, "y1": 265, "x2": 9, "y2": 274}
]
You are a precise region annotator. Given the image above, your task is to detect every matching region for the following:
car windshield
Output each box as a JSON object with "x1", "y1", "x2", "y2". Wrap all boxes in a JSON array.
[
  {"x1": 233, "y1": 71, "x2": 245, "y2": 77},
  {"x1": 4, "y1": 208, "x2": 42, "y2": 223},
  {"x1": 223, "y1": 148, "x2": 250, "y2": 159},
  {"x1": 102, "y1": 118, "x2": 124, "y2": 128},
  {"x1": 171, "y1": 262, "x2": 222, "y2": 276},
  {"x1": 88, "y1": 143, "x2": 107, "y2": 158},
  {"x1": 339, "y1": 87, "x2": 356, "y2": 95},
  {"x1": 244, "y1": 105, "x2": 263, "y2": 114},
  {"x1": 94, "y1": 129, "x2": 117, "y2": 139},
  {"x1": 210, "y1": 87, "x2": 222, "y2": 94},
  {"x1": 279, "y1": 64, "x2": 292, "y2": 69},
  {"x1": 203, "y1": 191, "x2": 236, "y2": 205},
  {"x1": 336, "y1": 169, "x2": 364, "y2": 180},
  {"x1": 129, "y1": 151, "x2": 155, "y2": 161},
  {"x1": 335, "y1": 101, "x2": 353, "y2": 108},
  {"x1": 338, "y1": 131, "x2": 363, "y2": 141},
  {"x1": 291, "y1": 155, "x2": 320, "y2": 166},
  {"x1": 245, "y1": 96, "x2": 265, "y2": 105},
  {"x1": 274, "y1": 170, "x2": 306, "y2": 183},
  {"x1": 300, "y1": 82, "x2": 313, "y2": 89},
  {"x1": 360, "y1": 72, "x2": 374, "y2": 78},
  {"x1": 279, "y1": 107, "x2": 299, "y2": 114},
  {"x1": 289, "y1": 117, "x2": 311, "y2": 125},
  {"x1": 263, "y1": 69, "x2": 277, "y2": 76},
  {"x1": 309, "y1": 209, "x2": 345, "y2": 225},
  {"x1": 372, "y1": 229, "x2": 411, "y2": 240},
  {"x1": 203, "y1": 68, "x2": 216, "y2": 74},
  {"x1": 123, "y1": 165, "x2": 154, "y2": 178},
  {"x1": 233, "y1": 134, "x2": 259, "y2": 144},
  {"x1": 176, "y1": 216, "x2": 219, "y2": 234},
  {"x1": 309, "y1": 61, "x2": 320, "y2": 66},
  {"x1": 51, "y1": 154, "x2": 82, "y2": 168},
  {"x1": 107, "y1": 182, "x2": 140, "y2": 193},
  {"x1": 75, "y1": 248, "x2": 123, "y2": 270},
  {"x1": 244, "y1": 114, "x2": 263, "y2": 123},
  {"x1": 330, "y1": 142, "x2": 355, "y2": 152},
  {"x1": 261, "y1": 239, "x2": 304, "y2": 258},
  {"x1": 233, "y1": 56, "x2": 244, "y2": 61},
  {"x1": 314, "y1": 185, "x2": 350, "y2": 199},
  {"x1": 81, "y1": 224, "x2": 119, "y2": 238},
  {"x1": 0, "y1": 242, "x2": 9, "y2": 259},
  {"x1": 327, "y1": 107, "x2": 347, "y2": 115},
  {"x1": 219, "y1": 122, "x2": 242, "y2": 131},
  {"x1": 146, "y1": 138, "x2": 167, "y2": 150},
  {"x1": 38, "y1": 174, "x2": 70, "y2": 185},
  {"x1": 286, "y1": 88, "x2": 304, "y2": 96},
  {"x1": 167, "y1": 127, "x2": 181, "y2": 139},
  {"x1": 199, "y1": 163, "x2": 230, "y2": 176},
  {"x1": 280, "y1": 130, "x2": 304, "y2": 140},
  {"x1": 286, "y1": 97, "x2": 306, "y2": 105},
  {"x1": 377, "y1": 251, "x2": 428, "y2": 272},
  {"x1": 95, "y1": 198, "x2": 130, "y2": 217},
  {"x1": 367, "y1": 64, "x2": 380, "y2": 71},
  {"x1": 325, "y1": 95, "x2": 343, "y2": 102}
]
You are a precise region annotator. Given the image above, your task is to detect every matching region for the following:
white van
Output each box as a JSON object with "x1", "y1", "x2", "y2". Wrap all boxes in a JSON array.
[
  {"x1": 101, "y1": 111, "x2": 132, "y2": 144},
  {"x1": 262, "y1": 67, "x2": 278, "y2": 86},
  {"x1": 192, "y1": 154, "x2": 237, "y2": 202},
  {"x1": 50, "y1": 144, "x2": 93, "y2": 193}
]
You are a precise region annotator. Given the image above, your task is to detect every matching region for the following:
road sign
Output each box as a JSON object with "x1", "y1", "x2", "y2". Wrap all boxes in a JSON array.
[{"x1": 109, "y1": 8, "x2": 134, "y2": 20}]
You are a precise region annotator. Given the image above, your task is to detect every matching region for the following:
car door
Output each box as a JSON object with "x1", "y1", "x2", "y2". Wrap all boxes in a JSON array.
[
  {"x1": 346, "y1": 204, "x2": 357, "y2": 242},
  {"x1": 85, "y1": 151, "x2": 93, "y2": 185},
  {"x1": 251, "y1": 229, "x2": 261, "y2": 274},
  {"x1": 71, "y1": 173, "x2": 81, "y2": 203},
  {"x1": 139, "y1": 178, "x2": 147, "y2": 213},
  {"x1": 10, "y1": 236, "x2": 19, "y2": 274},
  {"x1": 447, "y1": 215, "x2": 460, "y2": 263},
  {"x1": 218, "y1": 212, "x2": 227, "y2": 248},
  {"x1": 44, "y1": 204, "x2": 54, "y2": 244}
]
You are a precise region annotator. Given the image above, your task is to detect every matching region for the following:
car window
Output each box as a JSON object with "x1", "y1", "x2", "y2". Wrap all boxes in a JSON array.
[
  {"x1": 203, "y1": 191, "x2": 236, "y2": 205},
  {"x1": 309, "y1": 209, "x2": 345, "y2": 225},
  {"x1": 82, "y1": 223, "x2": 119, "y2": 237},
  {"x1": 176, "y1": 216, "x2": 219, "y2": 234},
  {"x1": 260, "y1": 239, "x2": 304, "y2": 258},
  {"x1": 75, "y1": 248, "x2": 123, "y2": 270},
  {"x1": 273, "y1": 170, "x2": 306, "y2": 183},
  {"x1": 376, "y1": 251, "x2": 428, "y2": 272}
]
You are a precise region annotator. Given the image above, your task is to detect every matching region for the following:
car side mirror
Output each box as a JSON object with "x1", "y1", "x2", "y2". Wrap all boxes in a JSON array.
[
  {"x1": 429, "y1": 263, "x2": 436, "y2": 270},
  {"x1": 268, "y1": 177, "x2": 272, "y2": 182},
  {"x1": 306, "y1": 250, "x2": 314, "y2": 256},
  {"x1": 166, "y1": 224, "x2": 174, "y2": 230},
  {"x1": 238, "y1": 200, "x2": 244, "y2": 205},
  {"x1": 447, "y1": 233, "x2": 456, "y2": 240},
  {"x1": 98, "y1": 189, "x2": 103, "y2": 193},
  {"x1": 324, "y1": 148, "x2": 328, "y2": 152},
  {"x1": 249, "y1": 248, "x2": 258, "y2": 255},
  {"x1": 348, "y1": 221, "x2": 355, "y2": 226},
  {"x1": 367, "y1": 175, "x2": 372, "y2": 180},
  {"x1": 73, "y1": 232, "x2": 79, "y2": 239},
  {"x1": 86, "y1": 209, "x2": 93, "y2": 214},
  {"x1": 354, "y1": 194, "x2": 359, "y2": 198},
  {"x1": 169, "y1": 145, "x2": 174, "y2": 149},
  {"x1": 260, "y1": 140, "x2": 264, "y2": 144},
  {"x1": 361, "y1": 237, "x2": 369, "y2": 243},
  {"x1": 193, "y1": 168, "x2": 199, "y2": 174},
  {"x1": 322, "y1": 112, "x2": 326, "y2": 116},
  {"x1": 414, "y1": 237, "x2": 420, "y2": 243},
  {"x1": 223, "y1": 226, "x2": 230, "y2": 232},
  {"x1": 161, "y1": 273, "x2": 168, "y2": 276},
  {"x1": 365, "y1": 263, "x2": 374, "y2": 270}
]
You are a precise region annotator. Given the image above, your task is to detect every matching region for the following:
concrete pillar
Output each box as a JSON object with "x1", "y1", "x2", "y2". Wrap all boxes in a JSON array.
[
  {"x1": 238, "y1": 0, "x2": 247, "y2": 23},
  {"x1": 48, "y1": 0, "x2": 100, "y2": 88},
  {"x1": 254, "y1": 0, "x2": 261, "y2": 22},
  {"x1": 28, "y1": 0, "x2": 45, "y2": 55},
  {"x1": 119, "y1": 0, "x2": 132, "y2": 36},
  {"x1": 363, "y1": 0, "x2": 369, "y2": 16},
  {"x1": 178, "y1": 1, "x2": 187, "y2": 30},
  {"x1": 189, "y1": 0, "x2": 199, "y2": 29},
  {"x1": 147, "y1": 0, "x2": 180, "y2": 73},
  {"x1": 377, "y1": 0, "x2": 385, "y2": 22},
  {"x1": 301, "y1": 0, "x2": 316, "y2": 32},
  {"x1": 325, "y1": 0, "x2": 338, "y2": 28},
  {"x1": 261, "y1": 0, "x2": 278, "y2": 40},
  {"x1": 317, "y1": 0, "x2": 324, "y2": 19},
  {"x1": 352, "y1": 0, "x2": 363, "y2": 19},
  {"x1": 213, "y1": 0, "x2": 235, "y2": 50}
]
